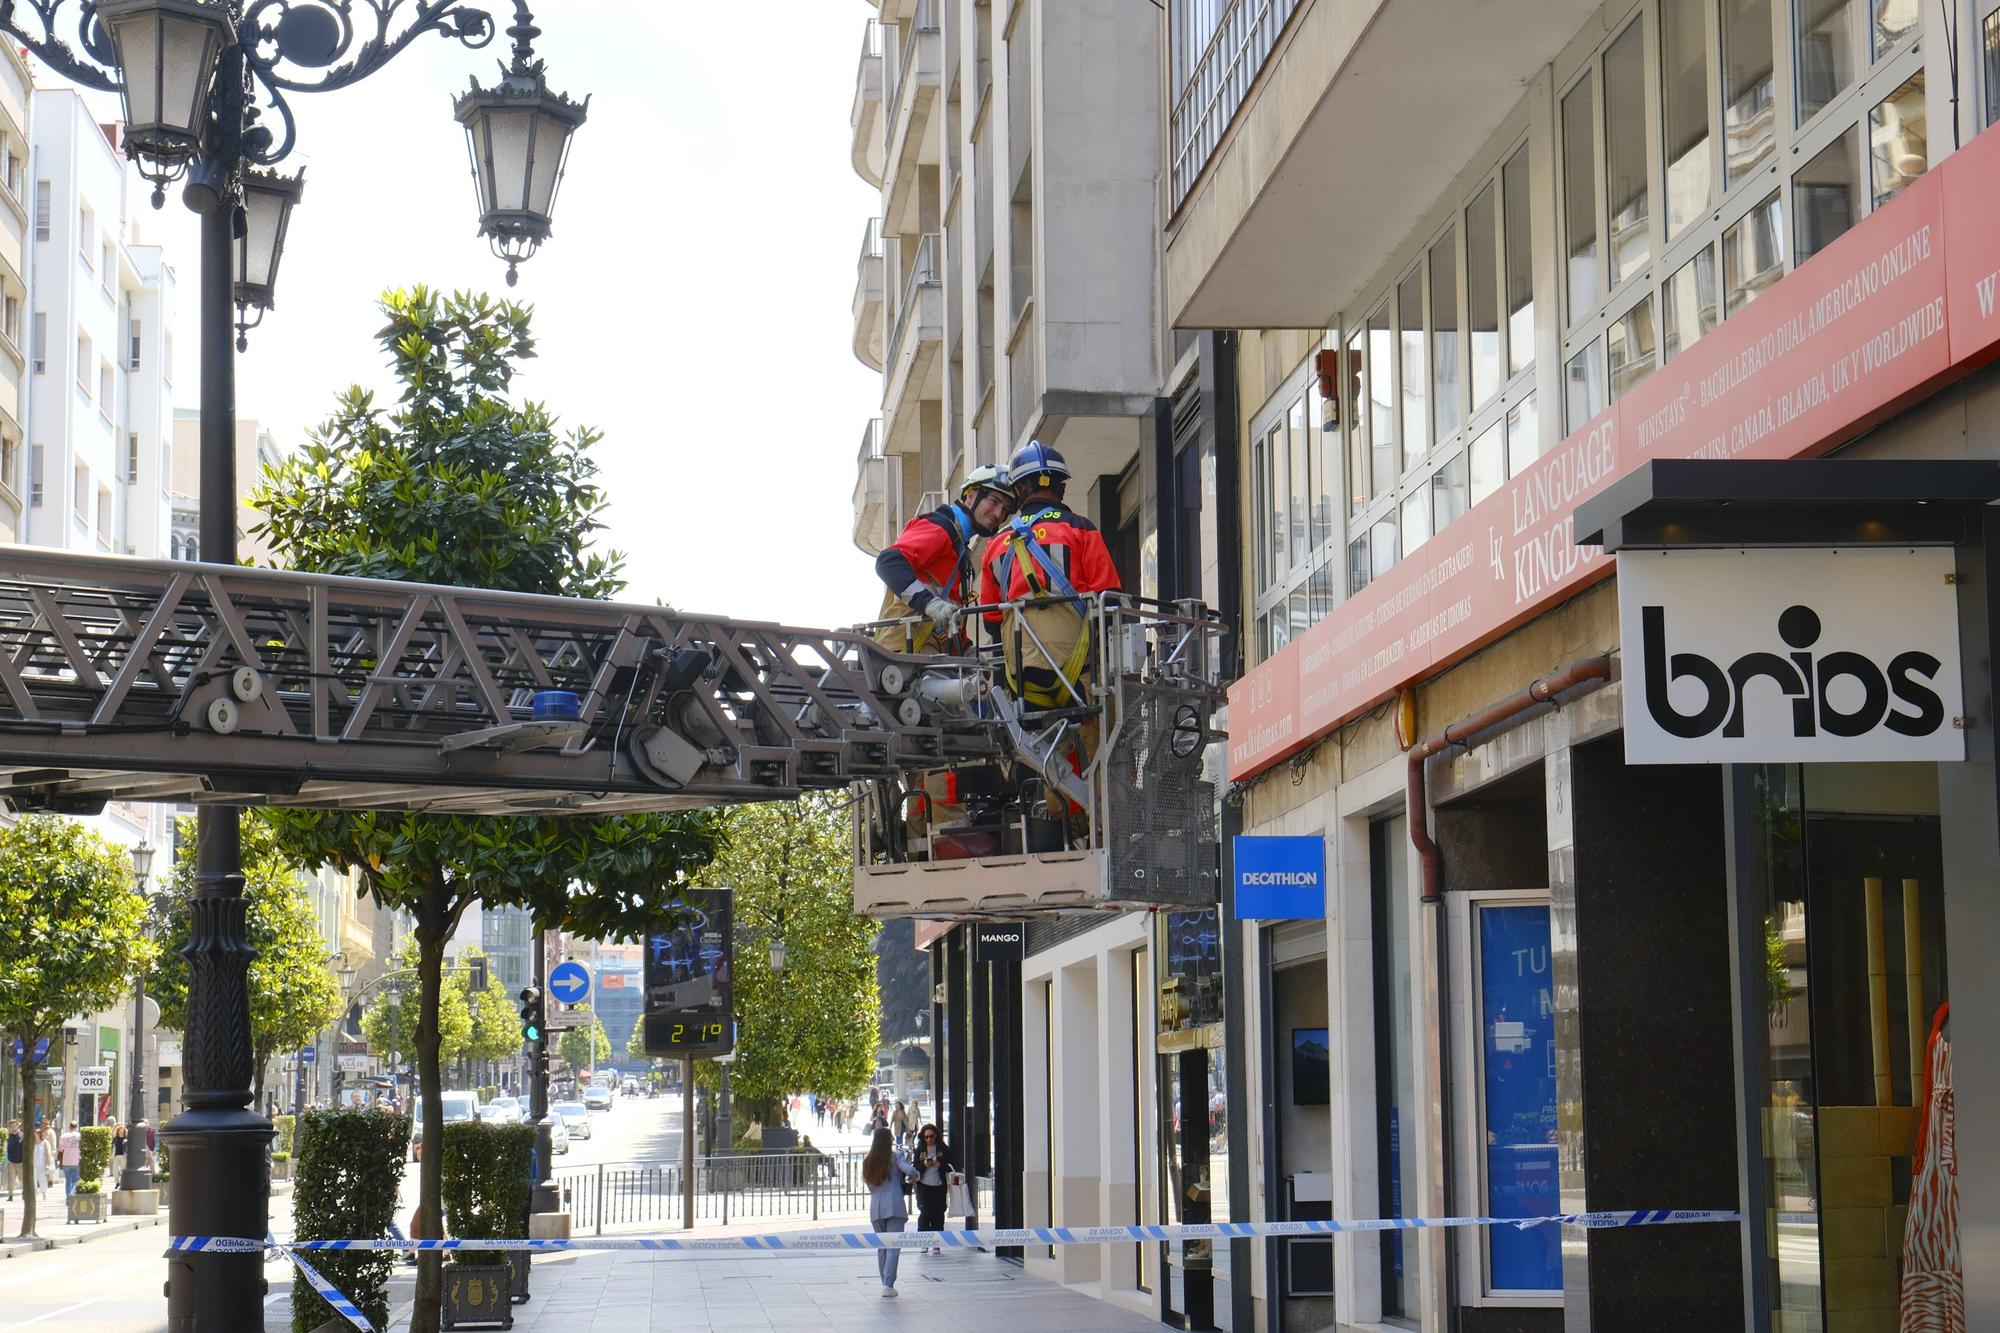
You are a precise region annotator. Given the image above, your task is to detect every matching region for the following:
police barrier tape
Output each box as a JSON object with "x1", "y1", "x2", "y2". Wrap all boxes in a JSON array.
[{"x1": 179, "y1": 1209, "x2": 1741, "y2": 1332}]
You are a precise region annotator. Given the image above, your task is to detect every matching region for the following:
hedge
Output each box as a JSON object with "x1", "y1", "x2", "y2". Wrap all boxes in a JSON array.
[
  {"x1": 293, "y1": 1108, "x2": 410, "y2": 1333},
  {"x1": 273, "y1": 1114, "x2": 296, "y2": 1155},
  {"x1": 439, "y1": 1120, "x2": 534, "y2": 1266},
  {"x1": 74, "y1": 1126, "x2": 113, "y2": 1194}
]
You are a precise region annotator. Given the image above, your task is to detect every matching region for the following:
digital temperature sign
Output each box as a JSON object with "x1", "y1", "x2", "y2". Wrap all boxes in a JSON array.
[{"x1": 641, "y1": 888, "x2": 734, "y2": 1057}]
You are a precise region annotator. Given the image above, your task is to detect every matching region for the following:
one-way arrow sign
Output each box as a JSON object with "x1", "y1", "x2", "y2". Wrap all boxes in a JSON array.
[{"x1": 548, "y1": 960, "x2": 590, "y2": 1006}]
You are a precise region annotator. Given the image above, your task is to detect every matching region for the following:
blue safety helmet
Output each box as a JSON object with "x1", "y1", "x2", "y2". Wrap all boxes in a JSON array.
[{"x1": 1007, "y1": 440, "x2": 1070, "y2": 497}]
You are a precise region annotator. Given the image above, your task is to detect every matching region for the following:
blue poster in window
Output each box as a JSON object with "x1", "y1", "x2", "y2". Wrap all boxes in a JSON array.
[{"x1": 1479, "y1": 904, "x2": 1560, "y2": 1292}]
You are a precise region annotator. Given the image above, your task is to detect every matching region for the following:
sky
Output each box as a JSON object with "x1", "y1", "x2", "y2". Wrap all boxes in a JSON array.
[{"x1": 75, "y1": 0, "x2": 885, "y2": 628}]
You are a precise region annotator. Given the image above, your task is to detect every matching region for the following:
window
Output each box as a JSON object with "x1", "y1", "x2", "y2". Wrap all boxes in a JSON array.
[
  {"x1": 128, "y1": 320, "x2": 142, "y2": 370},
  {"x1": 1723, "y1": 0, "x2": 1778, "y2": 187},
  {"x1": 126, "y1": 434, "x2": 140, "y2": 483},
  {"x1": 1567, "y1": 341, "x2": 1606, "y2": 432},
  {"x1": 1798, "y1": 0, "x2": 1859, "y2": 122},
  {"x1": 30, "y1": 312, "x2": 44, "y2": 373},
  {"x1": 78, "y1": 206, "x2": 93, "y2": 265},
  {"x1": 1868, "y1": 71, "x2": 1927, "y2": 207},
  {"x1": 1288, "y1": 398, "x2": 1309, "y2": 566},
  {"x1": 1, "y1": 294, "x2": 16, "y2": 348},
  {"x1": 1430, "y1": 230, "x2": 1461, "y2": 440},
  {"x1": 0, "y1": 436, "x2": 16, "y2": 493},
  {"x1": 1795, "y1": 125, "x2": 1862, "y2": 261},
  {"x1": 99, "y1": 361, "x2": 114, "y2": 415},
  {"x1": 95, "y1": 483, "x2": 111, "y2": 544},
  {"x1": 1469, "y1": 422, "x2": 1505, "y2": 507},
  {"x1": 1475, "y1": 902, "x2": 1561, "y2": 1293},
  {"x1": 1562, "y1": 72, "x2": 1599, "y2": 318},
  {"x1": 1663, "y1": 247, "x2": 1720, "y2": 361},
  {"x1": 1368, "y1": 302, "x2": 1395, "y2": 497},
  {"x1": 1399, "y1": 487, "x2": 1430, "y2": 556},
  {"x1": 1398, "y1": 267, "x2": 1427, "y2": 467},
  {"x1": 33, "y1": 180, "x2": 47, "y2": 241},
  {"x1": 1871, "y1": 0, "x2": 1917, "y2": 58},
  {"x1": 3, "y1": 151, "x2": 17, "y2": 199},
  {"x1": 1608, "y1": 295, "x2": 1658, "y2": 401},
  {"x1": 1347, "y1": 324, "x2": 1370, "y2": 513},
  {"x1": 1985, "y1": 8, "x2": 2000, "y2": 126},
  {"x1": 1506, "y1": 395, "x2": 1540, "y2": 477},
  {"x1": 28, "y1": 444, "x2": 42, "y2": 505},
  {"x1": 1605, "y1": 21, "x2": 1650, "y2": 284},
  {"x1": 73, "y1": 462, "x2": 88, "y2": 520},
  {"x1": 1348, "y1": 534, "x2": 1371, "y2": 596},
  {"x1": 1467, "y1": 182, "x2": 1502, "y2": 407},
  {"x1": 1662, "y1": 0, "x2": 1714, "y2": 236},
  {"x1": 1724, "y1": 190, "x2": 1785, "y2": 315},
  {"x1": 76, "y1": 334, "x2": 91, "y2": 393},
  {"x1": 1370, "y1": 515, "x2": 1399, "y2": 579},
  {"x1": 100, "y1": 241, "x2": 114, "y2": 290},
  {"x1": 1503, "y1": 146, "x2": 1534, "y2": 376},
  {"x1": 1432, "y1": 452, "x2": 1468, "y2": 530}
]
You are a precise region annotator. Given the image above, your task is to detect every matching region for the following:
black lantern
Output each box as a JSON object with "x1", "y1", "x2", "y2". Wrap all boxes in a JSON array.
[
  {"x1": 95, "y1": 0, "x2": 233, "y2": 204},
  {"x1": 232, "y1": 167, "x2": 304, "y2": 348},
  {"x1": 454, "y1": 25, "x2": 588, "y2": 288}
]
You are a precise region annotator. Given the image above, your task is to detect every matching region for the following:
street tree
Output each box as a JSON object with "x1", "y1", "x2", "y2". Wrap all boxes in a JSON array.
[
  {"x1": 625, "y1": 1018, "x2": 648, "y2": 1063},
  {"x1": 713, "y1": 795, "x2": 880, "y2": 1126},
  {"x1": 252, "y1": 287, "x2": 722, "y2": 1331},
  {"x1": 360, "y1": 936, "x2": 470, "y2": 1070},
  {"x1": 0, "y1": 817, "x2": 153, "y2": 1237},
  {"x1": 457, "y1": 947, "x2": 523, "y2": 1083},
  {"x1": 151, "y1": 816, "x2": 345, "y2": 1108},
  {"x1": 558, "y1": 1015, "x2": 611, "y2": 1073}
]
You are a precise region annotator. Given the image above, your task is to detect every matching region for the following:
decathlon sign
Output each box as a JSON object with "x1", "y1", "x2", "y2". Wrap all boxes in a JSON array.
[
  {"x1": 1233, "y1": 836, "x2": 1326, "y2": 920},
  {"x1": 1617, "y1": 548, "x2": 1963, "y2": 764}
]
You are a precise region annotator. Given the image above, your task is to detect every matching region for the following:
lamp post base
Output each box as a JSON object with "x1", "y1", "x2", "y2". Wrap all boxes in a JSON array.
[{"x1": 162, "y1": 1106, "x2": 273, "y2": 1332}]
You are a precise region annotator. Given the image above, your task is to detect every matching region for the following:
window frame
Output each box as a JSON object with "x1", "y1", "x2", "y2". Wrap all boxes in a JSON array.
[{"x1": 1249, "y1": 352, "x2": 1345, "y2": 653}]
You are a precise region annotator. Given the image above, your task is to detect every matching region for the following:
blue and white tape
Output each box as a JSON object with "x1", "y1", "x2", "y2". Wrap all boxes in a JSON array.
[{"x1": 186, "y1": 1210, "x2": 1739, "y2": 1333}]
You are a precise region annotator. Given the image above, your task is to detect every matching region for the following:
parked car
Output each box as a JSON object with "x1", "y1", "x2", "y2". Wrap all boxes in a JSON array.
[
  {"x1": 553, "y1": 1101, "x2": 592, "y2": 1139},
  {"x1": 412, "y1": 1090, "x2": 479, "y2": 1159},
  {"x1": 582, "y1": 1084, "x2": 614, "y2": 1112},
  {"x1": 548, "y1": 1116, "x2": 571, "y2": 1155},
  {"x1": 479, "y1": 1095, "x2": 524, "y2": 1125}
]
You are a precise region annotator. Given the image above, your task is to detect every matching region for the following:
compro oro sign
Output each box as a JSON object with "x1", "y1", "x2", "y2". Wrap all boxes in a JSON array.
[{"x1": 1617, "y1": 548, "x2": 1964, "y2": 764}]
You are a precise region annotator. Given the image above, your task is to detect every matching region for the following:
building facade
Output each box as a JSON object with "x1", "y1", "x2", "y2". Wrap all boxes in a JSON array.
[{"x1": 1188, "y1": 2, "x2": 2000, "y2": 1332}]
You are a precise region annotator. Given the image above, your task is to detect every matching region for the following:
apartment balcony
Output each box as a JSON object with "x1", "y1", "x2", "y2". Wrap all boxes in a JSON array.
[
  {"x1": 851, "y1": 418, "x2": 902, "y2": 556},
  {"x1": 883, "y1": 1, "x2": 941, "y2": 237},
  {"x1": 853, "y1": 218, "x2": 886, "y2": 371},
  {"x1": 851, "y1": 20, "x2": 886, "y2": 188},
  {"x1": 883, "y1": 234, "x2": 943, "y2": 456},
  {"x1": 1166, "y1": 0, "x2": 1599, "y2": 328}
]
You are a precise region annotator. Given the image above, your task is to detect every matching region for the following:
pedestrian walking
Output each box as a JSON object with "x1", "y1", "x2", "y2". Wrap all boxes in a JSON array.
[
  {"x1": 912, "y1": 1123, "x2": 956, "y2": 1254},
  {"x1": 34, "y1": 1124, "x2": 53, "y2": 1198},
  {"x1": 112, "y1": 1123, "x2": 129, "y2": 1180},
  {"x1": 5, "y1": 1120, "x2": 21, "y2": 1200},
  {"x1": 57, "y1": 1123, "x2": 80, "y2": 1197},
  {"x1": 862, "y1": 1127, "x2": 917, "y2": 1298},
  {"x1": 890, "y1": 1099, "x2": 911, "y2": 1146}
]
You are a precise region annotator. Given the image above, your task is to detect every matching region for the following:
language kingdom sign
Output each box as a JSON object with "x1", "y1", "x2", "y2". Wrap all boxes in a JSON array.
[
  {"x1": 1616, "y1": 548, "x2": 1964, "y2": 765},
  {"x1": 1226, "y1": 117, "x2": 2000, "y2": 781}
]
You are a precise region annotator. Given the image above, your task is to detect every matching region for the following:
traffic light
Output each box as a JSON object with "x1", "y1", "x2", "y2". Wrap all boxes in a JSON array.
[{"x1": 518, "y1": 986, "x2": 544, "y2": 1043}]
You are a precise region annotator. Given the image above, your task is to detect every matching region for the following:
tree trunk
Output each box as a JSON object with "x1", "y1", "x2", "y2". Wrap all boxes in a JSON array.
[
  {"x1": 17, "y1": 1055, "x2": 38, "y2": 1239},
  {"x1": 410, "y1": 911, "x2": 451, "y2": 1333}
]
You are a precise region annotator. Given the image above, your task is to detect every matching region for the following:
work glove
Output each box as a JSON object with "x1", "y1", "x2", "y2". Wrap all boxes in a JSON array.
[{"x1": 923, "y1": 597, "x2": 961, "y2": 627}]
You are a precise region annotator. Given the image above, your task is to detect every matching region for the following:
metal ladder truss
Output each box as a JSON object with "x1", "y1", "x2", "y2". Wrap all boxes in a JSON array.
[
  {"x1": 0, "y1": 547, "x2": 1005, "y2": 816},
  {"x1": 852, "y1": 595, "x2": 1229, "y2": 920}
]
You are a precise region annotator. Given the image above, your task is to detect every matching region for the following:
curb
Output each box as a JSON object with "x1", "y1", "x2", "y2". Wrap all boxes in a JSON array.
[{"x1": 0, "y1": 1210, "x2": 167, "y2": 1259}]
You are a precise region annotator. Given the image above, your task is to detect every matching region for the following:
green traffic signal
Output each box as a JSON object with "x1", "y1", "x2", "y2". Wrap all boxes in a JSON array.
[{"x1": 522, "y1": 1022, "x2": 542, "y2": 1042}]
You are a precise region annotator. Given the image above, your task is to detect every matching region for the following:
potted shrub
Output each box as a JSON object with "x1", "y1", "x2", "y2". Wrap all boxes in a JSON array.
[
  {"x1": 271, "y1": 1150, "x2": 293, "y2": 1181},
  {"x1": 67, "y1": 1126, "x2": 114, "y2": 1223},
  {"x1": 291, "y1": 1108, "x2": 410, "y2": 1333},
  {"x1": 439, "y1": 1120, "x2": 534, "y2": 1328}
]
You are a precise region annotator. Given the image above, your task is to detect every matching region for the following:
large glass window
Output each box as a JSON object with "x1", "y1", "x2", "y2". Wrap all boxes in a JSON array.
[
  {"x1": 1469, "y1": 423, "x2": 1505, "y2": 506},
  {"x1": 1311, "y1": 381, "x2": 1336, "y2": 551},
  {"x1": 1347, "y1": 325, "x2": 1370, "y2": 514},
  {"x1": 1868, "y1": 71, "x2": 1927, "y2": 207},
  {"x1": 1477, "y1": 903, "x2": 1560, "y2": 1293},
  {"x1": 1797, "y1": 0, "x2": 1857, "y2": 123},
  {"x1": 1794, "y1": 126, "x2": 1860, "y2": 262},
  {"x1": 1506, "y1": 395, "x2": 1539, "y2": 477},
  {"x1": 1562, "y1": 73, "x2": 1599, "y2": 318},
  {"x1": 1372, "y1": 816, "x2": 1419, "y2": 1321},
  {"x1": 1503, "y1": 147, "x2": 1534, "y2": 377},
  {"x1": 1288, "y1": 397, "x2": 1310, "y2": 567},
  {"x1": 1725, "y1": 190, "x2": 1785, "y2": 315},
  {"x1": 1266, "y1": 422, "x2": 1288, "y2": 584},
  {"x1": 1871, "y1": 0, "x2": 1917, "y2": 58},
  {"x1": 1369, "y1": 303, "x2": 1395, "y2": 498},
  {"x1": 1467, "y1": 183, "x2": 1502, "y2": 407},
  {"x1": 1663, "y1": 246, "x2": 1720, "y2": 361},
  {"x1": 1663, "y1": 0, "x2": 1715, "y2": 236},
  {"x1": 1400, "y1": 487, "x2": 1430, "y2": 556},
  {"x1": 1723, "y1": 0, "x2": 1778, "y2": 186},
  {"x1": 1370, "y1": 516, "x2": 1399, "y2": 580},
  {"x1": 1399, "y1": 268, "x2": 1427, "y2": 468},
  {"x1": 1608, "y1": 295, "x2": 1658, "y2": 400},
  {"x1": 1606, "y1": 21, "x2": 1651, "y2": 285},
  {"x1": 1430, "y1": 230, "x2": 1461, "y2": 440},
  {"x1": 1567, "y1": 340, "x2": 1605, "y2": 433},
  {"x1": 1433, "y1": 452, "x2": 1468, "y2": 529}
]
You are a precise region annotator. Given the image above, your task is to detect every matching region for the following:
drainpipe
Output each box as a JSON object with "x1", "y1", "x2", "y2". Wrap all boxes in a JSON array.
[{"x1": 1404, "y1": 655, "x2": 1612, "y2": 1331}]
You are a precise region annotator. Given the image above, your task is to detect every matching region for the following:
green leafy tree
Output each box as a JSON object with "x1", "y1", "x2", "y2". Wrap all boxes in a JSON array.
[
  {"x1": 0, "y1": 817, "x2": 153, "y2": 1237},
  {"x1": 251, "y1": 288, "x2": 721, "y2": 1332},
  {"x1": 716, "y1": 796, "x2": 880, "y2": 1125},
  {"x1": 361, "y1": 936, "x2": 470, "y2": 1068},
  {"x1": 150, "y1": 817, "x2": 345, "y2": 1107},
  {"x1": 461, "y1": 950, "x2": 523, "y2": 1069},
  {"x1": 625, "y1": 1017, "x2": 649, "y2": 1062},
  {"x1": 558, "y1": 1015, "x2": 611, "y2": 1072}
]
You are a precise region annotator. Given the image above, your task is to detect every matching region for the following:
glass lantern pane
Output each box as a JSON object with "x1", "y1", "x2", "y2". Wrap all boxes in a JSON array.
[
  {"x1": 527, "y1": 114, "x2": 575, "y2": 217},
  {"x1": 111, "y1": 16, "x2": 161, "y2": 130},
  {"x1": 158, "y1": 14, "x2": 219, "y2": 135},
  {"x1": 481, "y1": 108, "x2": 537, "y2": 212}
]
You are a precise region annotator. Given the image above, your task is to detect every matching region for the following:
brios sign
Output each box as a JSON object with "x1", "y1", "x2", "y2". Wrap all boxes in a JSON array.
[{"x1": 1617, "y1": 548, "x2": 1964, "y2": 764}]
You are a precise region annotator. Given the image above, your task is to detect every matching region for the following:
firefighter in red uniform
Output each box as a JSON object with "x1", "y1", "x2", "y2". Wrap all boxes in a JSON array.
[{"x1": 872, "y1": 463, "x2": 1014, "y2": 654}]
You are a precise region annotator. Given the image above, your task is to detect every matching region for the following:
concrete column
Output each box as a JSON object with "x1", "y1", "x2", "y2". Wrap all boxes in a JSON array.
[
  {"x1": 1051, "y1": 961, "x2": 1101, "y2": 1284},
  {"x1": 1097, "y1": 948, "x2": 1139, "y2": 1294},
  {"x1": 1022, "y1": 976, "x2": 1052, "y2": 1238},
  {"x1": 1329, "y1": 791, "x2": 1384, "y2": 1329},
  {"x1": 1547, "y1": 718, "x2": 1590, "y2": 1332}
]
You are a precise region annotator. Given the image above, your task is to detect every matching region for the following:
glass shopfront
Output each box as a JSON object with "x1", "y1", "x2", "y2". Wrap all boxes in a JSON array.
[{"x1": 1740, "y1": 763, "x2": 1951, "y2": 1333}]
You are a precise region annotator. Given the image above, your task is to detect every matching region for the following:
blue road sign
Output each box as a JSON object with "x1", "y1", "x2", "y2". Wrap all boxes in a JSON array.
[
  {"x1": 548, "y1": 960, "x2": 591, "y2": 1005},
  {"x1": 300, "y1": 1046, "x2": 317, "y2": 1064},
  {"x1": 10, "y1": 1037, "x2": 49, "y2": 1064}
]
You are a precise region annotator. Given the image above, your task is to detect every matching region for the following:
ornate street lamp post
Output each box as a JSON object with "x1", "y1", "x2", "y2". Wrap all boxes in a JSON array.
[
  {"x1": 0, "y1": 3, "x2": 587, "y2": 1325},
  {"x1": 120, "y1": 840, "x2": 158, "y2": 1193}
]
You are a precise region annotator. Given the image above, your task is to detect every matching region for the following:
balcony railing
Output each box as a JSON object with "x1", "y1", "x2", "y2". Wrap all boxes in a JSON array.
[
  {"x1": 859, "y1": 217, "x2": 884, "y2": 267},
  {"x1": 1169, "y1": 0, "x2": 1305, "y2": 211},
  {"x1": 886, "y1": 233, "x2": 940, "y2": 367},
  {"x1": 858, "y1": 416, "x2": 884, "y2": 466},
  {"x1": 884, "y1": 0, "x2": 939, "y2": 127}
]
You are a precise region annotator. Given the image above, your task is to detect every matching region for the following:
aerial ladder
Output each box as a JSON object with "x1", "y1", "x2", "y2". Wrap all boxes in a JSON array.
[{"x1": 0, "y1": 546, "x2": 1227, "y2": 919}]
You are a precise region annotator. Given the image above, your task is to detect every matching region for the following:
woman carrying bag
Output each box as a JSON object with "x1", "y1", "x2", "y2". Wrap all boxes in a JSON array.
[
  {"x1": 862, "y1": 1127, "x2": 917, "y2": 1297},
  {"x1": 912, "y1": 1123, "x2": 958, "y2": 1254}
]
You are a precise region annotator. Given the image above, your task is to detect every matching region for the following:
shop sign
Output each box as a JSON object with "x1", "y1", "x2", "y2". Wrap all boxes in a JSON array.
[
  {"x1": 1226, "y1": 121, "x2": 1986, "y2": 782},
  {"x1": 77, "y1": 1066, "x2": 110, "y2": 1094},
  {"x1": 972, "y1": 923, "x2": 1025, "y2": 961},
  {"x1": 1232, "y1": 835, "x2": 1325, "y2": 919},
  {"x1": 337, "y1": 1054, "x2": 372, "y2": 1074},
  {"x1": 1617, "y1": 549, "x2": 1964, "y2": 764}
]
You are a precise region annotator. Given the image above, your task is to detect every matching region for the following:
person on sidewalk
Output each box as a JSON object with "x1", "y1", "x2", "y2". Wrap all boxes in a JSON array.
[
  {"x1": 34, "y1": 1124, "x2": 52, "y2": 1199},
  {"x1": 5, "y1": 1120, "x2": 21, "y2": 1200},
  {"x1": 57, "y1": 1124, "x2": 80, "y2": 1197},
  {"x1": 111, "y1": 1123, "x2": 128, "y2": 1181},
  {"x1": 890, "y1": 1099, "x2": 911, "y2": 1147},
  {"x1": 862, "y1": 1127, "x2": 917, "y2": 1298},
  {"x1": 912, "y1": 1123, "x2": 957, "y2": 1254}
]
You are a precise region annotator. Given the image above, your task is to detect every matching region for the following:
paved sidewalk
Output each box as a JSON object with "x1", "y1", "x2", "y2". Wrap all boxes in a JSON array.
[
  {"x1": 1, "y1": 1177, "x2": 291, "y2": 1260},
  {"x1": 271, "y1": 1243, "x2": 1164, "y2": 1332}
]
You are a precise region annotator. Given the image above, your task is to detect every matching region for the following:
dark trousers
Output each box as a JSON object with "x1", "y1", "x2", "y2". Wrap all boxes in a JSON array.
[{"x1": 915, "y1": 1181, "x2": 948, "y2": 1234}]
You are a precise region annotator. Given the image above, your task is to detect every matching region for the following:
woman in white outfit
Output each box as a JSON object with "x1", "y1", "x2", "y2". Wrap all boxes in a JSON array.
[{"x1": 862, "y1": 1127, "x2": 917, "y2": 1297}]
